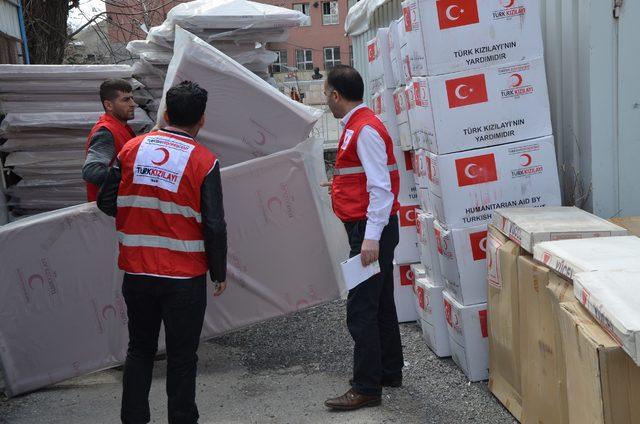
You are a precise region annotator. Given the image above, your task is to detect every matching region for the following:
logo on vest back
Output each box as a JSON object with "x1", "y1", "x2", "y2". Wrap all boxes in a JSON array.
[{"x1": 133, "y1": 135, "x2": 195, "y2": 193}]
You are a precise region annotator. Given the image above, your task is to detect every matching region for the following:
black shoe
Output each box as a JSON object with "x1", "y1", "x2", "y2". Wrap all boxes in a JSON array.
[{"x1": 349, "y1": 378, "x2": 402, "y2": 388}]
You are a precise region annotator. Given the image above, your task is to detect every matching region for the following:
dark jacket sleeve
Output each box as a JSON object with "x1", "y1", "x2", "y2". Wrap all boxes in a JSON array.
[
  {"x1": 97, "y1": 160, "x2": 121, "y2": 217},
  {"x1": 83, "y1": 127, "x2": 115, "y2": 187},
  {"x1": 200, "y1": 161, "x2": 227, "y2": 282}
]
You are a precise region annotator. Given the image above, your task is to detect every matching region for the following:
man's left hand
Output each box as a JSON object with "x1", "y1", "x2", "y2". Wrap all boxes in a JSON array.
[{"x1": 361, "y1": 239, "x2": 379, "y2": 266}]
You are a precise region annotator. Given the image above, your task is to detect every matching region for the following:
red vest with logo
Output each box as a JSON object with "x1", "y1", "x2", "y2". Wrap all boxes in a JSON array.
[
  {"x1": 331, "y1": 107, "x2": 400, "y2": 222},
  {"x1": 86, "y1": 113, "x2": 136, "y2": 202},
  {"x1": 116, "y1": 129, "x2": 217, "y2": 278}
]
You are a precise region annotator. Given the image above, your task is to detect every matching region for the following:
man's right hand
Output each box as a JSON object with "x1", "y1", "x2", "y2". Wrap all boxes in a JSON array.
[
  {"x1": 213, "y1": 281, "x2": 227, "y2": 297},
  {"x1": 320, "y1": 179, "x2": 333, "y2": 195}
]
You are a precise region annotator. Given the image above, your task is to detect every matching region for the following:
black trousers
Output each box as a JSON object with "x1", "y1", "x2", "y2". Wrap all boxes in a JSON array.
[
  {"x1": 121, "y1": 273, "x2": 207, "y2": 424},
  {"x1": 345, "y1": 215, "x2": 404, "y2": 396}
]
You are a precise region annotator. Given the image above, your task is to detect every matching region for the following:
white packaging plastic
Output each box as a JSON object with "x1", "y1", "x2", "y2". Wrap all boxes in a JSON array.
[
  {"x1": 388, "y1": 18, "x2": 406, "y2": 87},
  {"x1": 160, "y1": 27, "x2": 322, "y2": 167},
  {"x1": 435, "y1": 221, "x2": 487, "y2": 305},
  {"x1": 426, "y1": 136, "x2": 561, "y2": 228},
  {"x1": 444, "y1": 291, "x2": 488, "y2": 381}
]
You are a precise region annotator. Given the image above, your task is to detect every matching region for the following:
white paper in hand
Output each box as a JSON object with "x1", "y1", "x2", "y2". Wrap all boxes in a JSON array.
[{"x1": 340, "y1": 254, "x2": 381, "y2": 291}]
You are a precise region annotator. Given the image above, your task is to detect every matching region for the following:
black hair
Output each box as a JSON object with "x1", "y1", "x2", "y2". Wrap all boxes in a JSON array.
[
  {"x1": 326, "y1": 65, "x2": 363, "y2": 102},
  {"x1": 165, "y1": 81, "x2": 208, "y2": 127},
  {"x1": 99, "y1": 78, "x2": 132, "y2": 105}
]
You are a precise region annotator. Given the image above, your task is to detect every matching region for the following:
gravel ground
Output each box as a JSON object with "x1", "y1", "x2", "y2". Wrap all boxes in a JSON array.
[{"x1": 0, "y1": 299, "x2": 516, "y2": 424}]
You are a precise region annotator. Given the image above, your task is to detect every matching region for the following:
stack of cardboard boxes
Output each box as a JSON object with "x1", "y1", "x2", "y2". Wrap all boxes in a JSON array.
[
  {"x1": 368, "y1": 0, "x2": 562, "y2": 381},
  {"x1": 487, "y1": 207, "x2": 640, "y2": 423}
]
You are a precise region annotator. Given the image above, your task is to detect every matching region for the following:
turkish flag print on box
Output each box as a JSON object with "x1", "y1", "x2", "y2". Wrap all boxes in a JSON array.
[
  {"x1": 399, "y1": 205, "x2": 419, "y2": 227},
  {"x1": 400, "y1": 264, "x2": 414, "y2": 286},
  {"x1": 455, "y1": 153, "x2": 498, "y2": 187},
  {"x1": 437, "y1": 0, "x2": 480, "y2": 30},
  {"x1": 469, "y1": 230, "x2": 487, "y2": 261},
  {"x1": 446, "y1": 74, "x2": 488, "y2": 108},
  {"x1": 368, "y1": 41, "x2": 376, "y2": 63}
]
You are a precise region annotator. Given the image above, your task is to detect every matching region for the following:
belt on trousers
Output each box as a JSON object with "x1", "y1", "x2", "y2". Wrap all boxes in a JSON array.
[{"x1": 333, "y1": 163, "x2": 398, "y2": 176}]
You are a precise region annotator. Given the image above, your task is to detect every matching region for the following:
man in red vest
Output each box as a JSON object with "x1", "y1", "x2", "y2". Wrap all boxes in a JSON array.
[
  {"x1": 322, "y1": 65, "x2": 404, "y2": 411},
  {"x1": 83, "y1": 78, "x2": 137, "y2": 202},
  {"x1": 97, "y1": 81, "x2": 227, "y2": 424}
]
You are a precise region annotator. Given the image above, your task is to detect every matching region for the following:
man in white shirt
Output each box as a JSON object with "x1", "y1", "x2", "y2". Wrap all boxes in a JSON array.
[{"x1": 322, "y1": 65, "x2": 403, "y2": 411}]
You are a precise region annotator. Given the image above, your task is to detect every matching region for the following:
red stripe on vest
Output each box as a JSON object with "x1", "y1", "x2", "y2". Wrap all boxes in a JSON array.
[
  {"x1": 85, "y1": 113, "x2": 136, "y2": 202},
  {"x1": 331, "y1": 107, "x2": 400, "y2": 222}
]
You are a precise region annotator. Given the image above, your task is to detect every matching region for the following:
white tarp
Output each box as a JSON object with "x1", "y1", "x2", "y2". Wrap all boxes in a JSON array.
[
  {"x1": 159, "y1": 27, "x2": 322, "y2": 167},
  {"x1": 0, "y1": 139, "x2": 348, "y2": 397},
  {"x1": 345, "y1": 0, "x2": 390, "y2": 37}
]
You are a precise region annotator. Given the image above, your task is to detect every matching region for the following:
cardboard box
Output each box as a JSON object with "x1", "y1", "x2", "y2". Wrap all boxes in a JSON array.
[
  {"x1": 393, "y1": 86, "x2": 413, "y2": 150},
  {"x1": 405, "y1": 77, "x2": 430, "y2": 150},
  {"x1": 372, "y1": 89, "x2": 400, "y2": 145},
  {"x1": 367, "y1": 28, "x2": 395, "y2": 94},
  {"x1": 426, "y1": 135, "x2": 561, "y2": 229},
  {"x1": 533, "y1": 236, "x2": 640, "y2": 280},
  {"x1": 444, "y1": 290, "x2": 488, "y2": 381},
  {"x1": 416, "y1": 0, "x2": 543, "y2": 75},
  {"x1": 417, "y1": 187, "x2": 430, "y2": 213},
  {"x1": 493, "y1": 206, "x2": 628, "y2": 253},
  {"x1": 416, "y1": 58, "x2": 551, "y2": 154},
  {"x1": 388, "y1": 18, "x2": 406, "y2": 88},
  {"x1": 401, "y1": 0, "x2": 428, "y2": 77},
  {"x1": 573, "y1": 270, "x2": 640, "y2": 367},
  {"x1": 395, "y1": 145, "x2": 418, "y2": 205},
  {"x1": 435, "y1": 220, "x2": 487, "y2": 305},
  {"x1": 396, "y1": 201, "x2": 420, "y2": 264},
  {"x1": 558, "y1": 300, "x2": 640, "y2": 424},
  {"x1": 400, "y1": 42, "x2": 412, "y2": 84},
  {"x1": 411, "y1": 263, "x2": 427, "y2": 313},
  {"x1": 416, "y1": 278, "x2": 451, "y2": 357},
  {"x1": 517, "y1": 255, "x2": 572, "y2": 424},
  {"x1": 394, "y1": 262, "x2": 420, "y2": 323},
  {"x1": 486, "y1": 225, "x2": 523, "y2": 421},
  {"x1": 416, "y1": 211, "x2": 443, "y2": 285},
  {"x1": 609, "y1": 216, "x2": 640, "y2": 237},
  {"x1": 413, "y1": 148, "x2": 429, "y2": 189}
]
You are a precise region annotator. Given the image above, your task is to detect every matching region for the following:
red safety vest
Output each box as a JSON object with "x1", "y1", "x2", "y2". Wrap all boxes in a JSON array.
[
  {"x1": 85, "y1": 113, "x2": 136, "y2": 202},
  {"x1": 116, "y1": 129, "x2": 217, "y2": 278},
  {"x1": 331, "y1": 106, "x2": 400, "y2": 222}
]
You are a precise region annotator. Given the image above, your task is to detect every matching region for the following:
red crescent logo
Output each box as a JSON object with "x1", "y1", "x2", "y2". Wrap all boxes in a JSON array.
[
  {"x1": 28, "y1": 274, "x2": 44, "y2": 290},
  {"x1": 503, "y1": 0, "x2": 516, "y2": 7},
  {"x1": 152, "y1": 147, "x2": 170, "y2": 166},
  {"x1": 254, "y1": 131, "x2": 267, "y2": 146},
  {"x1": 267, "y1": 196, "x2": 282, "y2": 213},
  {"x1": 520, "y1": 153, "x2": 532, "y2": 167},
  {"x1": 511, "y1": 73, "x2": 523, "y2": 87},
  {"x1": 102, "y1": 305, "x2": 117, "y2": 320}
]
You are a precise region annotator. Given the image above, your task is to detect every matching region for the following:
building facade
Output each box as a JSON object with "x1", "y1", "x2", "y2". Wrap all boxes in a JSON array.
[
  {"x1": 0, "y1": 0, "x2": 28, "y2": 64},
  {"x1": 105, "y1": 0, "x2": 352, "y2": 73}
]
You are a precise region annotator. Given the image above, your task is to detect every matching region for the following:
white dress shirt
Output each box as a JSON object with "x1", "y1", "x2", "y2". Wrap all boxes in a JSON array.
[{"x1": 340, "y1": 103, "x2": 395, "y2": 241}]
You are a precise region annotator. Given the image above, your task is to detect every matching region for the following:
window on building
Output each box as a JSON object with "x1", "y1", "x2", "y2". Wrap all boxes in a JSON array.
[
  {"x1": 271, "y1": 50, "x2": 288, "y2": 73},
  {"x1": 349, "y1": 45, "x2": 354, "y2": 67},
  {"x1": 296, "y1": 49, "x2": 314, "y2": 70},
  {"x1": 293, "y1": 3, "x2": 311, "y2": 26},
  {"x1": 324, "y1": 47, "x2": 341, "y2": 70},
  {"x1": 322, "y1": 1, "x2": 339, "y2": 25}
]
